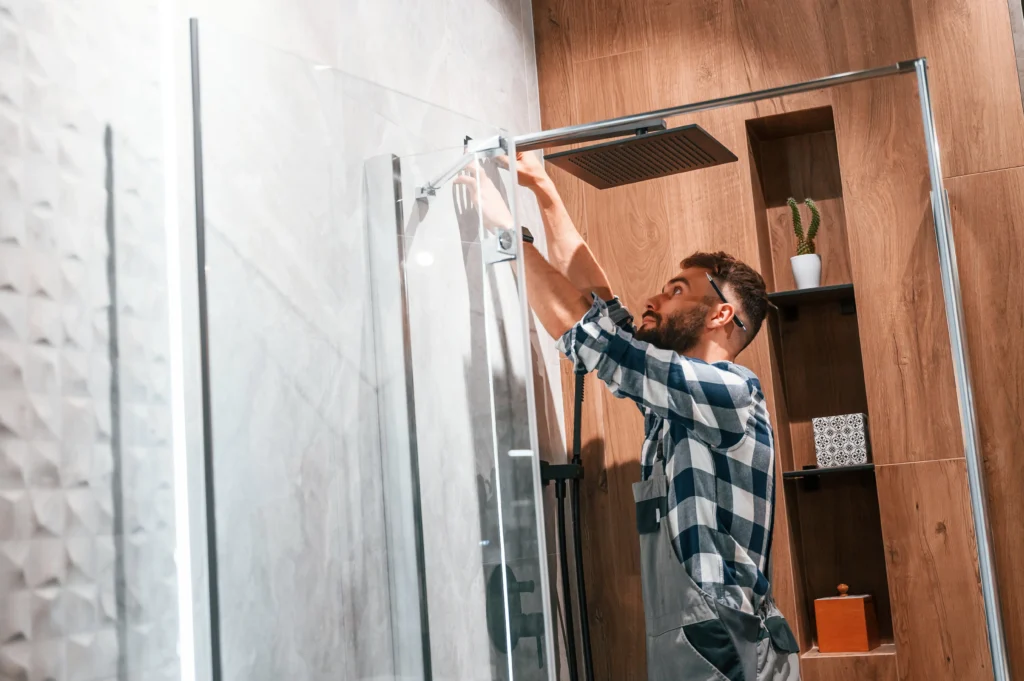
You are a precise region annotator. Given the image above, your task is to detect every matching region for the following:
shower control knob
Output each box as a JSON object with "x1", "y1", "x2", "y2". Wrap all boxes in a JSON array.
[
  {"x1": 512, "y1": 579, "x2": 535, "y2": 594},
  {"x1": 485, "y1": 565, "x2": 546, "y2": 670}
]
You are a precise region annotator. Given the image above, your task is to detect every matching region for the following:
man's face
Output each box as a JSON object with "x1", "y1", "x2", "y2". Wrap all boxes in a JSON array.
[{"x1": 634, "y1": 268, "x2": 717, "y2": 354}]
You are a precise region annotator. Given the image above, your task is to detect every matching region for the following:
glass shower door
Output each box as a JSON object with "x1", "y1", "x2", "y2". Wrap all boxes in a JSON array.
[{"x1": 366, "y1": 139, "x2": 555, "y2": 681}]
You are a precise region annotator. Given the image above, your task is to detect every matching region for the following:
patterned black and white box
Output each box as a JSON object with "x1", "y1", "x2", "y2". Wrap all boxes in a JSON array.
[{"x1": 811, "y1": 413, "x2": 870, "y2": 468}]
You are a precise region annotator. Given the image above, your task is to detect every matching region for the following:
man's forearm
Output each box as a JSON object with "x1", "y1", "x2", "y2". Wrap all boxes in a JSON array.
[
  {"x1": 522, "y1": 241, "x2": 592, "y2": 339},
  {"x1": 532, "y1": 176, "x2": 614, "y2": 300}
]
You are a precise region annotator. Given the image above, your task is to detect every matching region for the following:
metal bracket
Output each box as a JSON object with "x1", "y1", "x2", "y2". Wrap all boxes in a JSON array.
[
  {"x1": 416, "y1": 135, "x2": 509, "y2": 201},
  {"x1": 539, "y1": 461, "x2": 584, "y2": 485},
  {"x1": 483, "y1": 227, "x2": 517, "y2": 265}
]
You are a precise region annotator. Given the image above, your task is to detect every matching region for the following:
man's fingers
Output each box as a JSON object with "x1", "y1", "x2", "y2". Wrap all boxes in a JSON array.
[
  {"x1": 453, "y1": 174, "x2": 471, "y2": 185},
  {"x1": 494, "y1": 155, "x2": 510, "y2": 169}
]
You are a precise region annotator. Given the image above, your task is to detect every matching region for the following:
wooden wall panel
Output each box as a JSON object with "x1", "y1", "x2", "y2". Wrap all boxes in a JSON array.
[
  {"x1": 568, "y1": 0, "x2": 648, "y2": 62},
  {"x1": 731, "y1": 0, "x2": 832, "y2": 90},
  {"x1": 588, "y1": 370, "x2": 647, "y2": 680},
  {"x1": 832, "y1": 78, "x2": 961, "y2": 465},
  {"x1": 909, "y1": 0, "x2": 1024, "y2": 177},
  {"x1": 947, "y1": 168, "x2": 1024, "y2": 679},
  {"x1": 644, "y1": 0, "x2": 750, "y2": 105},
  {"x1": 821, "y1": 0, "x2": 917, "y2": 72},
  {"x1": 571, "y1": 50, "x2": 651, "y2": 123},
  {"x1": 876, "y1": 460, "x2": 992, "y2": 681},
  {"x1": 534, "y1": 0, "x2": 1024, "y2": 677},
  {"x1": 533, "y1": 0, "x2": 576, "y2": 130},
  {"x1": 573, "y1": 52, "x2": 674, "y2": 314},
  {"x1": 531, "y1": 0, "x2": 588, "y2": 240},
  {"x1": 645, "y1": 0, "x2": 833, "y2": 104}
]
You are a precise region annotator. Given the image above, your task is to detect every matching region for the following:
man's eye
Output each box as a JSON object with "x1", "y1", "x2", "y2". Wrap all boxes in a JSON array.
[{"x1": 673, "y1": 287, "x2": 682, "y2": 295}]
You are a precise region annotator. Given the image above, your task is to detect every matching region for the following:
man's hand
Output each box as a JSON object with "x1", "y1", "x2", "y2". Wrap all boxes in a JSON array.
[
  {"x1": 455, "y1": 152, "x2": 614, "y2": 306},
  {"x1": 496, "y1": 151, "x2": 549, "y2": 191},
  {"x1": 453, "y1": 162, "x2": 513, "y2": 231}
]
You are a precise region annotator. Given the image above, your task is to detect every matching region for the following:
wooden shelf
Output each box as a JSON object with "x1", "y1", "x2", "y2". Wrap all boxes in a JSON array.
[
  {"x1": 768, "y1": 283, "x2": 854, "y2": 309},
  {"x1": 783, "y1": 464, "x2": 874, "y2": 480},
  {"x1": 750, "y1": 109, "x2": 896, "y2": 675},
  {"x1": 800, "y1": 643, "x2": 898, "y2": 680},
  {"x1": 801, "y1": 643, "x2": 897, "y2": 660}
]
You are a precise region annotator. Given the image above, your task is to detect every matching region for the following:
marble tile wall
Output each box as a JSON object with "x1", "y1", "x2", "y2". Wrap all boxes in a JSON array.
[{"x1": 188, "y1": 2, "x2": 563, "y2": 680}]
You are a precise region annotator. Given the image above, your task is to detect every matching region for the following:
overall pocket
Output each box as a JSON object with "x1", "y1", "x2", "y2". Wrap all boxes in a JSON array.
[
  {"x1": 646, "y1": 617, "x2": 743, "y2": 681},
  {"x1": 764, "y1": 616, "x2": 800, "y2": 655}
]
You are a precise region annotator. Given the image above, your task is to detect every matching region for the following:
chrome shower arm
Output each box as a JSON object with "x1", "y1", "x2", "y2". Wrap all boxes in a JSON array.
[{"x1": 416, "y1": 135, "x2": 508, "y2": 201}]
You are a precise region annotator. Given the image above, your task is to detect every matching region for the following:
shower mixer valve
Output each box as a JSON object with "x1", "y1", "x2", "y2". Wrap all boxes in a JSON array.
[{"x1": 486, "y1": 565, "x2": 547, "y2": 669}]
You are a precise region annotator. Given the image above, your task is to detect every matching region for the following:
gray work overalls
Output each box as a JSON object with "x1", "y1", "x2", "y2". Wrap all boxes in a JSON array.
[{"x1": 633, "y1": 463, "x2": 801, "y2": 681}]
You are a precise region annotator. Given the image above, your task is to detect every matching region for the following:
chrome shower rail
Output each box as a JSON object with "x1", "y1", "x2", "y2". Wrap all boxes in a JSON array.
[
  {"x1": 511, "y1": 57, "x2": 1010, "y2": 681},
  {"x1": 513, "y1": 60, "x2": 917, "y2": 151}
]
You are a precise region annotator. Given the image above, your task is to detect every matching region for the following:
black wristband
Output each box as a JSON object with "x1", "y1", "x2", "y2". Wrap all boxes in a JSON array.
[{"x1": 521, "y1": 226, "x2": 535, "y2": 244}]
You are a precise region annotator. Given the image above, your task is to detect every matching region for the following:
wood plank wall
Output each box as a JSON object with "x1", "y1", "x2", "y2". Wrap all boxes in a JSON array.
[{"x1": 532, "y1": 0, "x2": 1024, "y2": 678}]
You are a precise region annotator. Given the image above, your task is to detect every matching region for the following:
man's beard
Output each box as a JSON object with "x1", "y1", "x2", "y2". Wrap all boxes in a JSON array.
[{"x1": 634, "y1": 305, "x2": 708, "y2": 355}]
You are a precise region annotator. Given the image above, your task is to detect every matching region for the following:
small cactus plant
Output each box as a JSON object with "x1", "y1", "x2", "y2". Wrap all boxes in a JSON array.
[{"x1": 787, "y1": 197, "x2": 821, "y2": 255}]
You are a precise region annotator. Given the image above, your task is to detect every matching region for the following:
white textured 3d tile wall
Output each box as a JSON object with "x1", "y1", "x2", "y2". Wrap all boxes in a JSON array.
[{"x1": 0, "y1": 1, "x2": 176, "y2": 681}]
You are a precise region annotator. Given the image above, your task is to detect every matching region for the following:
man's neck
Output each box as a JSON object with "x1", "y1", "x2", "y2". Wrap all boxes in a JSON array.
[{"x1": 683, "y1": 339, "x2": 734, "y2": 365}]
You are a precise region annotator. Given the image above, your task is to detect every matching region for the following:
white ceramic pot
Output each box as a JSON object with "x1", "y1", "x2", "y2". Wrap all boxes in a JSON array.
[{"x1": 790, "y1": 253, "x2": 822, "y2": 289}]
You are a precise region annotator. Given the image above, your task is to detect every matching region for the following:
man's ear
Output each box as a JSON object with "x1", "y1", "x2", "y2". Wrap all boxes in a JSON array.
[{"x1": 709, "y1": 303, "x2": 734, "y2": 329}]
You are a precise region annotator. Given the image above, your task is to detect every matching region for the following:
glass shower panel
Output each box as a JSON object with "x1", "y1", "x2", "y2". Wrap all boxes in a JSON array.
[
  {"x1": 191, "y1": 23, "x2": 394, "y2": 681},
  {"x1": 366, "y1": 143, "x2": 555, "y2": 681},
  {"x1": 189, "y1": 19, "x2": 554, "y2": 681}
]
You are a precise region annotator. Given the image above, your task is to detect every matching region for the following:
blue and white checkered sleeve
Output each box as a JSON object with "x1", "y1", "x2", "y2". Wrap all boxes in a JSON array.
[{"x1": 557, "y1": 295, "x2": 754, "y2": 448}]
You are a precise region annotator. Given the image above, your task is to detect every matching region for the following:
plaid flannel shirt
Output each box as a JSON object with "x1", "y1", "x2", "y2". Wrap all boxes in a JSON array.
[{"x1": 558, "y1": 296, "x2": 775, "y2": 614}]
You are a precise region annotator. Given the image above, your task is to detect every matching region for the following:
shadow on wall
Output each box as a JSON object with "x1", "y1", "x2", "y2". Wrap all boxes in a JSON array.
[{"x1": 575, "y1": 430, "x2": 648, "y2": 681}]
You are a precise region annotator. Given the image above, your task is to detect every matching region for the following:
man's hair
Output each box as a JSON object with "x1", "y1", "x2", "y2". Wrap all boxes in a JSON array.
[{"x1": 681, "y1": 251, "x2": 768, "y2": 351}]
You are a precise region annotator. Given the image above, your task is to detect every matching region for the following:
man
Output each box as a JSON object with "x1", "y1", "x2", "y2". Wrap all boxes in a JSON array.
[{"x1": 457, "y1": 151, "x2": 800, "y2": 681}]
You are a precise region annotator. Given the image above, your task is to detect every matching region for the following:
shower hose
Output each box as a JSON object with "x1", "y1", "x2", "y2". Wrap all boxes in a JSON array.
[
  {"x1": 556, "y1": 371, "x2": 594, "y2": 681},
  {"x1": 571, "y1": 371, "x2": 595, "y2": 681}
]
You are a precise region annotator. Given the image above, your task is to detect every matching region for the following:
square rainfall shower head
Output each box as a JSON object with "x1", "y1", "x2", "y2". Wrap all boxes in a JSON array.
[{"x1": 545, "y1": 124, "x2": 738, "y2": 189}]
